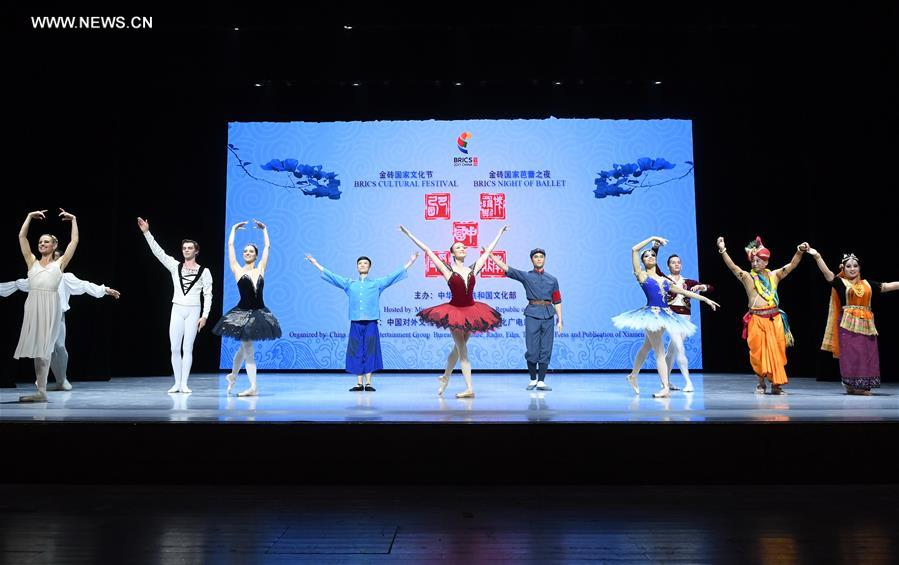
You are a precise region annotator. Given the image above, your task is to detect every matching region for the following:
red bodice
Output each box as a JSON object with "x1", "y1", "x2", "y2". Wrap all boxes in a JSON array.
[{"x1": 447, "y1": 271, "x2": 475, "y2": 307}]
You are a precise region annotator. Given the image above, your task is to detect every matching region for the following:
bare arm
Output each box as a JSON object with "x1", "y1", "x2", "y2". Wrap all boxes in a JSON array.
[
  {"x1": 304, "y1": 254, "x2": 325, "y2": 273},
  {"x1": 18, "y1": 211, "x2": 45, "y2": 269},
  {"x1": 774, "y1": 242, "x2": 808, "y2": 281},
  {"x1": 404, "y1": 252, "x2": 420, "y2": 270},
  {"x1": 399, "y1": 225, "x2": 452, "y2": 280},
  {"x1": 554, "y1": 303, "x2": 563, "y2": 332},
  {"x1": 632, "y1": 236, "x2": 667, "y2": 281},
  {"x1": 717, "y1": 237, "x2": 749, "y2": 281},
  {"x1": 807, "y1": 248, "x2": 835, "y2": 282},
  {"x1": 473, "y1": 225, "x2": 509, "y2": 273},
  {"x1": 880, "y1": 281, "x2": 899, "y2": 293},
  {"x1": 487, "y1": 251, "x2": 509, "y2": 273},
  {"x1": 255, "y1": 219, "x2": 271, "y2": 274},
  {"x1": 227, "y1": 221, "x2": 246, "y2": 275},
  {"x1": 56, "y1": 209, "x2": 79, "y2": 272}
]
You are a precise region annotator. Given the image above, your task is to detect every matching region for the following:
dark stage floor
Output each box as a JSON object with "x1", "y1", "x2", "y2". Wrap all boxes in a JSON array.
[{"x1": 0, "y1": 484, "x2": 896, "y2": 564}]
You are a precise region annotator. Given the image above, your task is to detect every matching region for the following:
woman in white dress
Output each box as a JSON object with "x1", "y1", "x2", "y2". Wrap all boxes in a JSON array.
[{"x1": 14, "y1": 209, "x2": 78, "y2": 402}]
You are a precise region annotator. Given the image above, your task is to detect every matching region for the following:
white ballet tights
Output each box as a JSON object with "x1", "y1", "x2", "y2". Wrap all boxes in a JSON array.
[
  {"x1": 230, "y1": 340, "x2": 257, "y2": 394},
  {"x1": 33, "y1": 357, "x2": 50, "y2": 393},
  {"x1": 49, "y1": 315, "x2": 70, "y2": 387},
  {"x1": 630, "y1": 328, "x2": 691, "y2": 390},
  {"x1": 168, "y1": 304, "x2": 200, "y2": 392},
  {"x1": 664, "y1": 325, "x2": 692, "y2": 388}
]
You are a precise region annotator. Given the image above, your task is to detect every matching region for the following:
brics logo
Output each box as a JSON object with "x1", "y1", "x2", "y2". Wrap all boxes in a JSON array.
[
  {"x1": 453, "y1": 132, "x2": 478, "y2": 166},
  {"x1": 457, "y1": 132, "x2": 472, "y2": 154}
]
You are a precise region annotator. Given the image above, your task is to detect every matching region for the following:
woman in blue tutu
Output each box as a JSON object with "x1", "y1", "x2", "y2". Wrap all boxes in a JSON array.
[
  {"x1": 612, "y1": 236, "x2": 719, "y2": 398},
  {"x1": 213, "y1": 219, "x2": 282, "y2": 396}
]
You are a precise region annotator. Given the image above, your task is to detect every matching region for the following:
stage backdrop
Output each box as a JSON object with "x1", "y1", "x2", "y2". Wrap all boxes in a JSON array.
[{"x1": 223, "y1": 119, "x2": 698, "y2": 370}]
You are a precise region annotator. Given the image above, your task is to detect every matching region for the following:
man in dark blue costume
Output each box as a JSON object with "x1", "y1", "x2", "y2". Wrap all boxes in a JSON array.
[{"x1": 489, "y1": 248, "x2": 563, "y2": 390}]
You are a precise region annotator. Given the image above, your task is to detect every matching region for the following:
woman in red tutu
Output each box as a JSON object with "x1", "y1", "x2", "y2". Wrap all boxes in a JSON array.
[{"x1": 399, "y1": 224, "x2": 509, "y2": 398}]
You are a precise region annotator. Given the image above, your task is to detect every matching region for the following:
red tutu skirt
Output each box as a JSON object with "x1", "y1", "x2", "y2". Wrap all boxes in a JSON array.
[{"x1": 417, "y1": 301, "x2": 502, "y2": 333}]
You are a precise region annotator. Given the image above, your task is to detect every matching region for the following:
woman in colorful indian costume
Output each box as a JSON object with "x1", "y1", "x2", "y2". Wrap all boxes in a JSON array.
[
  {"x1": 613, "y1": 236, "x2": 719, "y2": 398},
  {"x1": 717, "y1": 235, "x2": 807, "y2": 394},
  {"x1": 808, "y1": 248, "x2": 898, "y2": 395}
]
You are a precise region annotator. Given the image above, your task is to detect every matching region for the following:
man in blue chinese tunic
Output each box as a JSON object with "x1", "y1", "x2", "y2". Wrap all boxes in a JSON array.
[
  {"x1": 306, "y1": 252, "x2": 419, "y2": 391},
  {"x1": 488, "y1": 248, "x2": 563, "y2": 390}
]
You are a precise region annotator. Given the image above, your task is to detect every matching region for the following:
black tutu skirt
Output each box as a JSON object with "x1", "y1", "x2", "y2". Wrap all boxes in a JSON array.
[{"x1": 212, "y1": 307, "x2": 282, "y2": 341}]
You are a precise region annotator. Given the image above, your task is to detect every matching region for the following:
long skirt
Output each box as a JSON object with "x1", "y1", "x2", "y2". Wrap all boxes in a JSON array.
[{"x1": 838, "y1": 327, "x2": 880, "y2": 390}]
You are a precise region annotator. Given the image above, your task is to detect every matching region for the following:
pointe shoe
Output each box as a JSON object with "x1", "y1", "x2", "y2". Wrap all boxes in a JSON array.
[
  {"x1": 238, "y1": 387, "x2": 258, "y2": 397},
  {"x1": 652, "y1": 387, "x2": 670, "y2": 398},
  {"x1": 55, "y1": 380, "x2": 72, "y2": 391},
  {"x1": 19, "y1": 390, "x2": 48, "y2": 403},
  {"x1": 180, "y1": 384, "x2": 192, "y2": 394},
  {"x1": 167, "y1": 383, "x2": 181, "y2": 393},
  {"x1": 682, "y1": 383, "x2": 695, "y2": 393},
  {"x1": 225, "y1": 374, "x2": 236, "y2": 395},
  {"x1": 455, "y1": 390, "x2": 475, "y2": 399},
  {"x1": 626, "y1": 374, "x2": 640, "y2": 395},
  {"x1": 437, "y1": 375, "x2": 449, "y2": 396}
]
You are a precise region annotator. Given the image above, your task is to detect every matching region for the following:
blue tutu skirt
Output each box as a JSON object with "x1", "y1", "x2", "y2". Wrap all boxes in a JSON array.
[
  {"x1": 612, "y1": 306, "x2": 696, "y2": 337},
  {"x1": 213, "y1": 307, "x2": 282, "y2": 341}
]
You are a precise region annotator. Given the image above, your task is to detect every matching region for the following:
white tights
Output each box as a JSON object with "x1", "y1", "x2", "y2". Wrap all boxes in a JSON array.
[
  {"x1": 664, "y1": 327, "x2": 691, "y2": 386},
  {"x1": 230, "y1": 341, "x2": 257, "y2": 392},
  {"x1": 169, "y1": 304, "x2": 200, "y2": 390},
  {"x1": 630, "y1": 328, "x2": 691, "y2": 388},
  {"x1": 49, "y1": 315, "x2": 69, "y2": 385},
  {"x1": 32, "y1": 357, "x2": 51, "y2": 393}
]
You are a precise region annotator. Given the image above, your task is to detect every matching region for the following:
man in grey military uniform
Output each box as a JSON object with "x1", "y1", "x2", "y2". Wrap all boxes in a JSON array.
[{"x1": 488, "y1": 248, "x2": 563, "y2": 390}]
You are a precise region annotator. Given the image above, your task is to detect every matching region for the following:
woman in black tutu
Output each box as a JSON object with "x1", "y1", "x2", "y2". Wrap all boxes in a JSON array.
[
  {"x1": 399, "y1": 224, "x2": 508, "y2": 398},
  {"x1": 213, "y1": 219, "x2": 281, "y2": 396}
]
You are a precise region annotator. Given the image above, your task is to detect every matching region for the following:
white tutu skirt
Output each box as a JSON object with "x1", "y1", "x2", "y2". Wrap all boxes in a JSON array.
[{"x1": 612, "y1": 306, "x2": 696, "y2": 337}]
